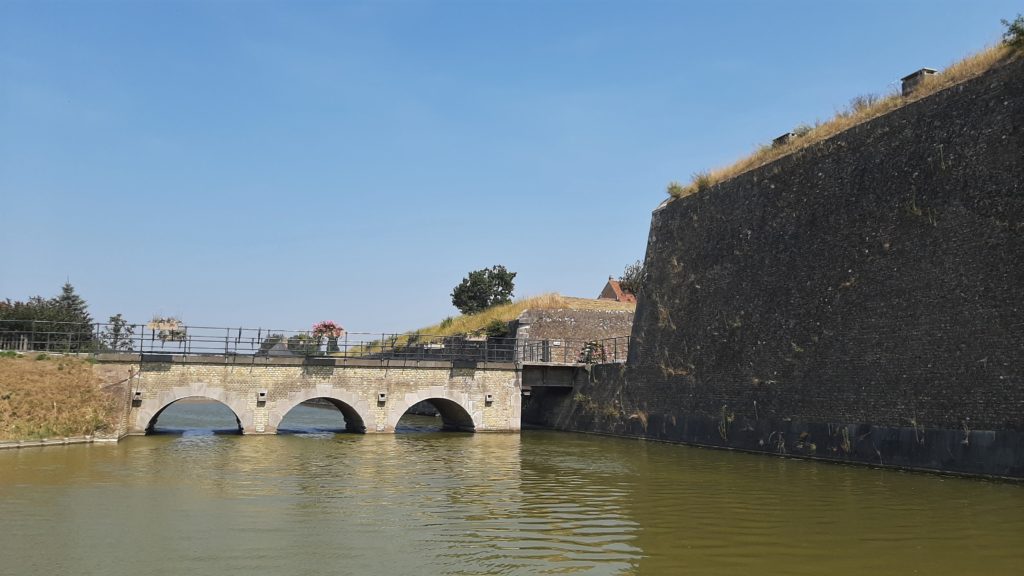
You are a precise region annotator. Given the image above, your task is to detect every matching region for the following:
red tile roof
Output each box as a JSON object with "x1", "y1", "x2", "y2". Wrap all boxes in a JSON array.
[{"x1": 598, "y1": 277, "x2": 636, "y2": 303}]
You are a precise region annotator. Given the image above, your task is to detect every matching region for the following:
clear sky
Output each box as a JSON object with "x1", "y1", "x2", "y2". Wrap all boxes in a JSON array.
[{"x1": 1, "y1": 0, "x2": 1017, "y2": 333}]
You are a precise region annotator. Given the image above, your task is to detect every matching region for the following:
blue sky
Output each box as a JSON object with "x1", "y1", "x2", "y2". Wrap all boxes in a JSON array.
[{"x1": 1, "y1": 0, "x2": 1017, "y2": 333}]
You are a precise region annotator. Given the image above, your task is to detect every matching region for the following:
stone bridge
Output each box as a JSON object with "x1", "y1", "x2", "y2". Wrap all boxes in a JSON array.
[{"x1": 98, "y1": 354, "x2": 523, "y2": 434}]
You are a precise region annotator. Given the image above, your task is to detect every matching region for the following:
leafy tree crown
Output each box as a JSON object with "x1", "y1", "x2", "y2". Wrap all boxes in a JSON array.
[
  {"x1": 451, "y1": 265, "x2": 516, "y2": 315},
  {"x1": 618, "y1": 259, "x2": 646, "y2": 296}
]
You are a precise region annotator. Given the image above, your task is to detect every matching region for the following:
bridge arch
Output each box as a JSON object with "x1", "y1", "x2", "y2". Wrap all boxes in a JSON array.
[
  {"x1": 269, "y1": 389, "x2": 370, "y2": 434},
  {"x1": 137, "y1": 384, "x2": 252, "y2": 434},
  {"x1": 389, "y1": 393, "x2": 478, "y2": 432}
]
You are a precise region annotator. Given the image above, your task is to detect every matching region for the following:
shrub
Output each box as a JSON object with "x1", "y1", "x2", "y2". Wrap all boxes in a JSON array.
[
  {"x1": 692, "y1": 172, "x2": 713, "y2": 192},
  {"x1": 287, "y1": 334, "x2": 319, "y2": 355},
  {"x1": 792, "y1": 122, "x2": 815, "y2": 138},
  {"x1": 1003, "y1": 14, "x2": 1024, "y2": 50},
  {"x1": 846, "y1": 93, "x2": 881, "y2": 116},
  {"x1": 484, "y1": 319, "x2": 509, "y2": 338},
  {"x1": 100, "y1": 313, "x2": 134, "y2": 352},
  {"x1": 618, "y1": 259, "x2": 646, "y2": 296}
]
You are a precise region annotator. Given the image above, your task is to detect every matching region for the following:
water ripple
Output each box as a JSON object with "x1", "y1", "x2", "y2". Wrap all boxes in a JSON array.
[{"x1": 0, "y1": 427, "x2": 1021, "y2": 576}]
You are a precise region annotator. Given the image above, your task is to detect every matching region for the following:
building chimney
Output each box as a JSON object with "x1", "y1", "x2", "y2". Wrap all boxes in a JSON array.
[
  {"x1": 901, "y1": 68, "x2": 937, "y2": 97},
  {"x1": 772, "y1": 132, "x2": 795, "y2": 148}
]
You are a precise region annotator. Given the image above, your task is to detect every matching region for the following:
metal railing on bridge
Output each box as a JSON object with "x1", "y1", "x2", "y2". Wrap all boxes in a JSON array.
[{"x1": 0, "y1": 320, "x2": 629, "y2": 365}]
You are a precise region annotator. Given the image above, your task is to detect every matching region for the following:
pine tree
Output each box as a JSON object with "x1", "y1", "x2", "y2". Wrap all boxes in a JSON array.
[
  {"x1": 52, "y1": 282, "x2": 94, "y2": 351},
  {"x1": 55, "y1": 282, "x2": 92, "y2": 326}
]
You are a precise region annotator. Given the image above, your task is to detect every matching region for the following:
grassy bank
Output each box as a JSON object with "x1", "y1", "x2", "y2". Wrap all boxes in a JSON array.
[
  {"x1": 413, "y1": 293, "x2": 635, "y2": 338},
  {"x1": 670, "y1": 43, "x2": 1018, "y2": 198},
  {"x1": 349, "y1": 294, "x2": 635, "y2": 353},
  {"x1": 0, "y1": 354, "x2": 126, "y2": 440}
]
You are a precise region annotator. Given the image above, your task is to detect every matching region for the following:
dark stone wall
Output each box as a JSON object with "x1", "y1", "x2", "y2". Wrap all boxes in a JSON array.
[{"x1": 524, "y1": 56, "x2": 1024, "y2": 479}]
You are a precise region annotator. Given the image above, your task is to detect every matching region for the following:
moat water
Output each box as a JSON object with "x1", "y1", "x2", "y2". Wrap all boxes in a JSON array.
[{"x1": 0, "y1": 401, "x2": 1021, "y2": 575}]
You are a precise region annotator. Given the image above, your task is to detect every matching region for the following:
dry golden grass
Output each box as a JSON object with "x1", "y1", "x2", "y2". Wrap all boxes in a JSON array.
[
  {"x1": 670, "y1": 44, "x2": 1017, "y2": 198},
  {"x1": 0, "y1": 355, "x2": 124, "y2": 440},
  {"x1": 412, "y1": 293, "x2": 635, "y2": 338},
  {"x1": 344, "y1": 294, "x2": 635, "y2": 354}
]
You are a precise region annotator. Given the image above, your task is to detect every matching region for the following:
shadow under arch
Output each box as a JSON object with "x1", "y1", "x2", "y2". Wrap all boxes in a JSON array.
[
  {"x1": 396, "y1": 397, "x2": 476, "y2": 432},
  {"x1": 146, "y1": 396, "x2": 243, "y2": 434},
  {"x1": 276, "y1": 397, "x2": 367, "y2": 434}
]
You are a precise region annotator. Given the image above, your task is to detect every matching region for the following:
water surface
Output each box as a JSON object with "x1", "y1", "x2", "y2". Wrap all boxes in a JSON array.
[{"x1": 1, "y1": 406, "x2": 1021, "y2": 576}]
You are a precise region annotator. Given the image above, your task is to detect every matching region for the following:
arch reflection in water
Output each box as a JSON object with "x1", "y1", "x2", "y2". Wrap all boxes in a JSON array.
[
  {"x1": 277, "y1": 398, "x2": 365, "y2": 434},
  {"x1": 146, "y1": 396, "x2": 243, "y2": 435},
  {"x1": 395, "y1": 398, "x2": 475, "y2": 433}
]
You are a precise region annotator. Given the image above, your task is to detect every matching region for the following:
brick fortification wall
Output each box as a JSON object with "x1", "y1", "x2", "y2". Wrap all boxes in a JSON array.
[
  {"x1": 525, "y1": 56, "x2": 1024, "y2": 478},
  {"x1": 516, "y1": 308, "x2": 634, "y2": 342},
  {"x1": 515, "y1": 308, "x2": 634, "y2": 363}
]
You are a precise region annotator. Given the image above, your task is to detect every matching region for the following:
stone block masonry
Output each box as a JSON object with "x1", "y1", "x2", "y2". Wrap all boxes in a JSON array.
[
  {"x1": 525, "y1": 55, "x2": 1024, "y2": 479},
  {"x1": 516, "y1": 308, "x2": 634, "y2": 343},
  {"x1": 107, "y1": 356, "x2": 521, "y2": 434}
]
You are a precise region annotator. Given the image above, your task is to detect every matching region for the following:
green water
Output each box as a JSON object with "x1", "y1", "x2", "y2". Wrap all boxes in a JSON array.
[{"x1": 0, "y1": 403, "x2": 1021, "y2": 576}]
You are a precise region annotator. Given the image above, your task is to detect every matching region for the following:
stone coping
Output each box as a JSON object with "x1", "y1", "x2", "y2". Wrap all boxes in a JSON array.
[{"x1": 93, "y1": 353, "x2": 517, "y2": 370}]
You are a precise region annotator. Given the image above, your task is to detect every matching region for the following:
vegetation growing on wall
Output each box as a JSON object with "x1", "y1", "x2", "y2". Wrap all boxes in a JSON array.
[
  {"x1": 668, "y1": 39, "x2": 1019, "y2": 199},
  {"x1": 1002, "y1": 14, "x2": 1024, "y2": 50},
  {"x1": 415, "y1": 294, "x2": 635, "y2": 339}
]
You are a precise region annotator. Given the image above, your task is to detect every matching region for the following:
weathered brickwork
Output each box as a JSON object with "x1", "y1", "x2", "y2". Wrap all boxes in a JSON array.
[
  {"x1": 111, "y1": 357, "x2": 520, "y2": 434},
  {"x1": 525, "y1": 57, "x2": 1024, "y2": 478},
  {"x1": 515, "y1": 308, "x2": 633, "y2": 363},
  {"x1": 516, "y1": 308, "x2": 634, "y2": 342}
]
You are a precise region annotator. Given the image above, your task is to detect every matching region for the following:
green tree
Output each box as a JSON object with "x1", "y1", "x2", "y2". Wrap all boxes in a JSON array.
[
  {"x1": 0, "y1": 282, "x2": 96, "y2": 351},
  {"x1": 451, "y1": 265, "x2": 516, "y2": 315},
  {"x1": 618, "y1": 259, "x2": 646, "y2": 296},
  {"x1": 100, "y1": 314, "x2": 134, "y2": 352},
  {"x1": 55, "y1": 282, "x2": 93, "y2": 326},
  {"x1": 1004, "y1": 14, "x2": 1024, "y2": 50}
]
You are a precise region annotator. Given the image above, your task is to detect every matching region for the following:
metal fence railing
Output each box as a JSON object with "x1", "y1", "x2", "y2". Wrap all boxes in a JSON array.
[
  {"x1": 516, "y1": 336, "x2": 630, "y2": 364},
  {"x1": 0, "y1": 320, "x2": 629, "y2": 365}
]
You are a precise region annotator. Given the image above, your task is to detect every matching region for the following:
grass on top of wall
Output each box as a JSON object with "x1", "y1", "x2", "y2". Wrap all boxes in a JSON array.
[
  {"x1": 0, "y1": 355, "x2": 123, "y2": 440},
  {"x1": 346, "y1": 294, "x2": 635, "y2": 354},
  {"x1": 669, "y1": 43, "x2": 1018, "y2": 199},
  {"x1": 416, "y1": 293, "x2": 636, "y2": 339}
]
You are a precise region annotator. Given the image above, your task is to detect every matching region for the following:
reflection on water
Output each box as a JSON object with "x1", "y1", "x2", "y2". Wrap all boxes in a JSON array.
[
  {"x1": 151, "y1": 399, "x2": 242, "y2": 435},
  {"x1": 275, "y1": 399, "x2": 455, "y2": 434},
  {"x1": 277, "y1": 401, "x2": 348, "y2": 434},
  {"x1": 396, "y1": 413, "x2": 449, "y2": 433},
  {"x1": 0, "y1": 405, "x2": 1021, "y2": 576}
]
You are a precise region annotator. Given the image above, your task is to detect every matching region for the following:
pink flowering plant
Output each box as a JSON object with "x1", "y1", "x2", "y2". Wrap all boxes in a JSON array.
[
  {"x1": 312, "y1": 320, "x2": 345, "y2": 339},
  {"x1": 312, "y1": 320, "x2": 345, "y2": 354}
]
